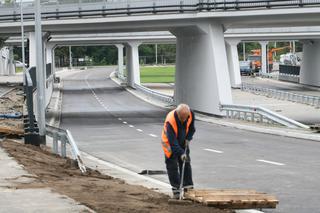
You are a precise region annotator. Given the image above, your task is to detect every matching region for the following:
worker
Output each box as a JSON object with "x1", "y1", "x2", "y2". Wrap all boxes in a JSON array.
[{"x1": 161, "y1": 104, "x2": 196, "y2": 199}]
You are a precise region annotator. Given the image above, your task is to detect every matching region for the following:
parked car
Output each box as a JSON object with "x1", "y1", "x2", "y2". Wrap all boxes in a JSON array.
[{"x1": 239, "y1": 60, "x2": 253, "y2": 75}]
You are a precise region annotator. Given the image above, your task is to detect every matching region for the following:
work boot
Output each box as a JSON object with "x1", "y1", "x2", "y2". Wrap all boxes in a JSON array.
[
  {"x1": 172, "y1": 188, "x2": 180, "y2": 199},
  {"x1": 183, "y1": 185, "x2": 194, "y2": 193},
  {"x1": 172, "y1": 191, "x2": 180, "y2": 199}
]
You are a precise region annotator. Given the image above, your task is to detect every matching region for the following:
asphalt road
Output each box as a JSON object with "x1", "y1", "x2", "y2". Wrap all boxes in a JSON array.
[{"x1": 60, "y1": 67, "x2": 320, "y2": 213}]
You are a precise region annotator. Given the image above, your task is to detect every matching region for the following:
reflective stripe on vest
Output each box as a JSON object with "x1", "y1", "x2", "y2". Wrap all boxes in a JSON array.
[{"x1": 161, "y1": 110, "x2": 192, "y2": 158}]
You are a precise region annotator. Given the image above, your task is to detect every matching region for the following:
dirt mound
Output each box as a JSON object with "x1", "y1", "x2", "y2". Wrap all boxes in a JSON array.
[{"x1": 1, "y1": 140, "x2": 232, "y2": 213}]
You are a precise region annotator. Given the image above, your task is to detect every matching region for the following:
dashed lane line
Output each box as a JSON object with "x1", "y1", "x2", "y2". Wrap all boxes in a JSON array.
[
  {"x1": 204, "y1": 148, "x2": 224, "y2": 154},
  {"x1": 257, "y1": 159, "x2": 285, "y2": 166},
  {"x1": 149, "y1": 134, "x2": 158, "y2": 138},
  {"x1": 136, "y1": 129, "x2": 143, "y2": 132}
]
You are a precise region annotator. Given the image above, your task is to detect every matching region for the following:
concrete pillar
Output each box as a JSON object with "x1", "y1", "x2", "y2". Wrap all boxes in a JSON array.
[
  {"x1": 259, "y1": 41, "x2": 268, "y2": 74},
  {"x1": 115, "y1": 44, "x2": 124, "y2": 78},
  {"x1": 2, "y1": 47, "x2": 9, "y2": 76},
  {"x1": 300, "y1": 40, "x2": 320, "y2": 87},
  {"x1": 69, "y1": 46, "x2": 72, "y2": 69},
  {"x1": 8, "y1": 46, "x2": 15, "y2": 76},
  {"x1": 0, "y1": 48, "x2": 4, "y2": 76},
  {"x1": 126, "y1": 42, "x2": 141, "y2": 87},
  {"x1": 226, "y1": 39, "x2": 242, "y2": 88},
  {"x1": 171, "y1": 22, "x2": 233, "y2": 115},
  {"x1": 29, "y1": 32, "x2": 36, "y2": 67},
  {"x1": 46, "y1": 44, "x2": 53, "y2": 64}
]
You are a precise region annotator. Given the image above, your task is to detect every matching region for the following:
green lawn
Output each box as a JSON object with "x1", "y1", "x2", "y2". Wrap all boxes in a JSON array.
[
  {"x1": 140, "y1": 66, "x2": 175, "y2": 83},
  {"x1": 15, "y1": 67, "x2": 23, "y2": 73}
]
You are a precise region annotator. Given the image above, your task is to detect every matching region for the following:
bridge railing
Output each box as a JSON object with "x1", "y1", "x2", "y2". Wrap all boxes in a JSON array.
[
  {"x1": 220, "y1": 103, "x2": 310, "y2": 129},
  {"x1": 46, "y1": 124, "x2": 87, "y2": 174},
  {"x1": 0, "y1": 0, "x2": 320, "y2": 22},
  {"x1": 134, "y1": 83, "x2": 174, "y2": 105},
  {"x1": 241, "y1": 83, "x2": 320, "y2": 109}
]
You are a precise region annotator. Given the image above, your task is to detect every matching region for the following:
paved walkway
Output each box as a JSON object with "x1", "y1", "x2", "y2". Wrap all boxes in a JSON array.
[
  {"x1": 0, "y1": 74, "x2": 23, "y2": 85},
  {"x1": 242, "y1": 76, "x2": 320, "y2": 97},
  {"x1": 0, "y1": 141, "x2": 91, "y2": 213}
]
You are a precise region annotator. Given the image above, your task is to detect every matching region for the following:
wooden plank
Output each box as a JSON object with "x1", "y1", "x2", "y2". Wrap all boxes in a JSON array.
[
  {"x1": 0, "y1": 126, "x2": 24, "y2": 136},
  {"x1": 184, "y1": 189, "x2": 279, "y2": 209}
]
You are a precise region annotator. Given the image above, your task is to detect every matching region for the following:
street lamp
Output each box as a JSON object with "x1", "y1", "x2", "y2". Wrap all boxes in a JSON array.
[
  {"x1": 35, "y1": 0, "x2": 46, "y2": 143},
  {"x1": 20, "y1": 0, "x2": 25, "y2": 83}
]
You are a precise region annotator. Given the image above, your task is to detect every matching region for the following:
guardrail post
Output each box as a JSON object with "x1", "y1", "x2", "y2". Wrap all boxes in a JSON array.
[
  {"x1": 251, "y1": 113, "x2": 255, "y2": 122},
  {"x1": 53, "y1": 134, "x2": 58, "y2": 154},
  {"x1": 127, "y1": 4, "x2": 131, "y2": 15},
  {"x1": 153, "y1": 2, "x2": 156, "y2": 14},
  {"x1": 299, "y1": 0, "x2": 303, "y2": 7},
  {"x1": 206, "y1": 0, "x2": 211, "y2": 11},
  {"x1": 259, "y1": 114, "x2": 263, "y2": 123},
  {"x1": 180, "y1": 1, "x2": 184, "y2": 13},
  {"x1": 244, "y1": 112, "x2": 248, "y2": 121},
  {"x1": 235, "y1": 0, "x2": 239, "y2": 10},
  {"x1": 102, "y1": 5, "x2": 106, "y2": 17},
  {"x1": 198, "y1": 0, "x2": 204, "y2": 11},
  {"x1": 61, "y1": 139, "x2": 67, "y2": 158}
]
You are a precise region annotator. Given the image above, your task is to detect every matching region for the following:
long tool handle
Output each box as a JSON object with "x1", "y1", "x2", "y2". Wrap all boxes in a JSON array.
[{"x1": 179, "y1": 145, "x2": 188, "y2": 200}]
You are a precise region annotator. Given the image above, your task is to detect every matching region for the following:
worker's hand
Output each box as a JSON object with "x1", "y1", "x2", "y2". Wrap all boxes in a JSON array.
[
  {"x1": 185, "y1": 140, "x2": 191, "y2": 147},
  {"x1": 181, "y1": 154, "x2": 187, "y2": 161}
]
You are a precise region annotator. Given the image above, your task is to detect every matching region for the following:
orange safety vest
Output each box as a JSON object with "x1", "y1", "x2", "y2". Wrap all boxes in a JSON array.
[{"x1": 161, "y1": 110, "x2": 193, "y2": 158}]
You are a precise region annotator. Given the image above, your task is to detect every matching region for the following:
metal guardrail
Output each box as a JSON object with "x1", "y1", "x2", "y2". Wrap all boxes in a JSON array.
[
  {"x1": 241, "y1": 83, "x2": 320, "y2": 109},
  {"x1": 134, "y1": 83, "x2": 174, "y2": 104},
  {"x1": 220, "y1": 104, "x2": 310, "y2": 129},
  {"x1": 0, "y1": 0, "x2": 320, "y2": 22},
  {"x1": 46, "y1": 125, "x2": 87, "y2": 174}
]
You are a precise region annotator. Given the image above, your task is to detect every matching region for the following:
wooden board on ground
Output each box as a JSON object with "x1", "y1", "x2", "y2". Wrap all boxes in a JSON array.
[
  {"x1": 184, "y1": 189, "x2": 279, "y2": 209},
  {"x1": 0, "y1": 126, "x2": 24, "y2": 136}
]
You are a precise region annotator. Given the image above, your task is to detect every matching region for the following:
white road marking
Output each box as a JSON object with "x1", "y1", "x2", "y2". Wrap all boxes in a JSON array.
[
  {"x1": 129, "y1": 125, "x2": 134, "y2": 128},
  {"x1": 136, "y1": 129, "x2": 143, "y2": 132},
  {"x1": 149, "y1": 134, "x2": 158, "y2": 138},
  {"x1": 123, "y1": 121, "x2": 127, "y2": 124},
  {"x1": 118, "y1": 118, "x2": 122, "y2": 121},
  {"x1": 204, "y1": 148, "x2": 224, "y2": 154},
  {"x1": 257, "y1": 159, "x2": 285, "y2": 166}
]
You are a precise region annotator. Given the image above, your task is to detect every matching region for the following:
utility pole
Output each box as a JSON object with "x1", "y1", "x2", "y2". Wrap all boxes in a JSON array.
[
  {"x1": 20, "y1": 0, "x2": 25, "y2": 83},
  {"x1": 35, "y1": 0, "x2": 46, "y2": 142},
  {"x1": 242, "y1": 42, "x2": 246, "y2": 60},
  {"x1": 69, "y1": 46, "x2": 72, "y2": 69},
  {"x1": 155, "y1": 44, "x2": 158, "y2": 65}
]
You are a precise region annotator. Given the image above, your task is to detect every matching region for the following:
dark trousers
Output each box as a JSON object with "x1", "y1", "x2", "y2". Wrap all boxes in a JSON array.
[{"x1": 165, "y1": 154, "x2": 193, "y2": 194}]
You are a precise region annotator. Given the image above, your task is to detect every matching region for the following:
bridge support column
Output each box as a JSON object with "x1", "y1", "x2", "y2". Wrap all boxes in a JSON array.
[
  {"x1": 259, "y1": 41, "x2": 268, "y2": 75},
  {"x1": 126, "y1": 42, "x2": 140, "y2": 87},
  {"x1": 171, "y1": 22, "x2": 233, "y2": 115},
  {"x1": 46, "y1": 43, "x2": 54, "y2": 64},
  {"x1": 8, "y1": 46, "x2": 15, "y2": 76},
  {"x1": 116, "y1": 44, "x2": 124, "y2": 78},
  {"x1": 300, "y1": 40, "x2": 320, "y2": 87},
  {"x1": 226, "y1": 39, "x2": 242, "y2": 88},
  {"x1": 29, "y1": 32, "x2": 37, "y2": 67}
]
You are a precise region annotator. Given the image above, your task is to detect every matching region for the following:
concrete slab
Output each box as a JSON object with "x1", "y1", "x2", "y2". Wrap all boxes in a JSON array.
[
  {"x1": 0, "y1": 142, "x2": 92, "y2": 212},
  {"x1": 0, "y1": 74, "x2": 23, "y2": 85}
]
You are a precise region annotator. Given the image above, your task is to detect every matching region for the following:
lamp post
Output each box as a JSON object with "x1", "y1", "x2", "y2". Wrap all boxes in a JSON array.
[
  {"x1": 35, "y1": 0, "x2": 46, "y2": 142},
  {"x1": 20, "y1": 0, "x2": 25, "y2": 83}
]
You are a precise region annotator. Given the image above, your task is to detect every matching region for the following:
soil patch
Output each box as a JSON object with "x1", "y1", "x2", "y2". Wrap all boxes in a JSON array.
[
  {"x1": 0, "y1": 87, "x2": 24, "y2": 137},
  {"x1": 1, "y1": 140, "x2": 233, "y2": 213}
]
